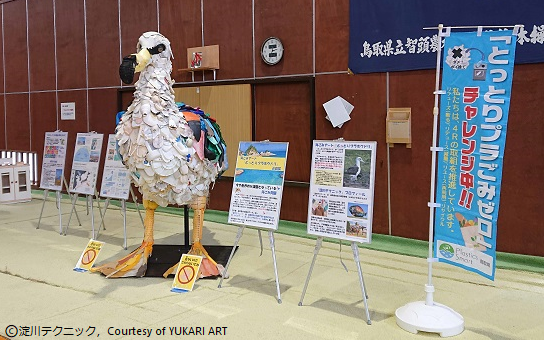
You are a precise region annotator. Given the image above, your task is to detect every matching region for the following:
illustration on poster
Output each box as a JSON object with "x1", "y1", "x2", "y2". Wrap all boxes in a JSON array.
[{"x1": 73, "y1": 170, "x2": 91, "y2": 191}]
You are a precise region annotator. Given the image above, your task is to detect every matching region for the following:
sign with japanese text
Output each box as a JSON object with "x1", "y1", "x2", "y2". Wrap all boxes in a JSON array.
[
  {"x1": 60, "y1": 102, "x2": 75, "y2": 120},
  {"x1": 40, "y1": 131, "x2": 68, "y2": 191},
  {"x1": 74, "y1": 239, "x2": 104, "y2": 272},
  {"x1": 171, "y1": 254, "x2": 203, "y2": 293},
  {"x1": 99, "y1": 134, "x2": 131, "y2": 200},
  {"x1": 349, "y1": 0, "x2": 541, "y2": 74},
  {"x1": 307, "y1": 140, "x2": 377, "y2": 243},
  {"x1": 69, "y1": 133, "x2": 104, "y2": 196},
  {"x1": 434, "y1": 30, "x2": 516, "y2": 280},
  {"x1": 228, "y1": 142, "x2": 288, "y2": 230}
]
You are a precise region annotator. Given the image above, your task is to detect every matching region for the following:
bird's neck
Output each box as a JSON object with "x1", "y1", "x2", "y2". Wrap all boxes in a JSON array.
[
  {"x1": 153, "y1": 59, "x2": 173, "y2": 74},
  {"x1": 136, "y1": 60, "x2": 174, "y2": 91},
  {"x1": 139, "y1": 59, "x2": 173, "y2": 81},
  {"x1": 132, "y1": 59, "x2": 178, "y2": 115}
]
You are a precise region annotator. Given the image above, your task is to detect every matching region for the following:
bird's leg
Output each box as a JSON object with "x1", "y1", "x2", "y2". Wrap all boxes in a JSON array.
[
  {"x1": 189, "y1": 196, "x2": 222, "y2": 277},
  {"x1": 113, "y1": 199, "x2": 157, "y2": 261},
  {"x1": 91, "y1": 200, "x2": 158, "y2": 277},
  {"x1": 189, "y1": 196, "x2": 217, "y2": 264},
  {"x1": 163, "y1": 196, "x2": 221, "y2": 278},
  {"x1": 141, "y1": 199, "x2": 158, "y2": 257}
]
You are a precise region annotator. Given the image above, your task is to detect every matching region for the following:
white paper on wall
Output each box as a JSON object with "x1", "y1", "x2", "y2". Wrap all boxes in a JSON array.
[
  {"x1": 323, "y1": 96, "x2": 354, "y2": 128},
  {"x1": 61, "y1": 102, "x2": 76, "y2": 120}
]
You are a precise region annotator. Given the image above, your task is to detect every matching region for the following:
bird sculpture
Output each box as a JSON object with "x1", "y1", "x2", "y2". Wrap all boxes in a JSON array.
[
  {"x1": 92, "y1": 32, "x2": 227, "y2": 278},
  {"x1": 345, "y1": 156, "x2": 364, "y2": 181}
]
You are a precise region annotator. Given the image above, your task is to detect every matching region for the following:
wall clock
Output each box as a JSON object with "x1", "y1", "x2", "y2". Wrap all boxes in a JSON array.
[{"x1": 261, "y1": 37, "x2": 284, "y2": 65}]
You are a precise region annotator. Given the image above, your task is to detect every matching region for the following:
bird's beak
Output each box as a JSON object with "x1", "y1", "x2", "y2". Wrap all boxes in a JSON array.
[{"x1": 134, "y1": 48, "x2": 152, "y2": 73}]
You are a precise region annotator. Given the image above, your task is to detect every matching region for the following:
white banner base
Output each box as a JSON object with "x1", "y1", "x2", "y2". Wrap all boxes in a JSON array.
[{"x1": 396, "y1": 301, "x2": 464, "y2": 337}]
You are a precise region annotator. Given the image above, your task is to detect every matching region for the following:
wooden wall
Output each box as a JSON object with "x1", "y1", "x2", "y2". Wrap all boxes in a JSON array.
[{"x1": 1, "y1": 0, "x2": 543, "y2": 257}]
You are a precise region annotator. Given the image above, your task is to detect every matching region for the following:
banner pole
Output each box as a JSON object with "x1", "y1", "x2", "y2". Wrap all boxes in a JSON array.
[
  {"x1": 395, "y1": 24, "x2": 464, "y2": 337},
  {"x1": 425, "y1": 22, "x2": 446, "y2": 303}
]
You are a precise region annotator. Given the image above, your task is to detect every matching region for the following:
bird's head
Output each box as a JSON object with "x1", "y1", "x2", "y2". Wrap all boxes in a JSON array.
[{"x1": 119, "y1": 31, "x2": 174, "y2": 84}]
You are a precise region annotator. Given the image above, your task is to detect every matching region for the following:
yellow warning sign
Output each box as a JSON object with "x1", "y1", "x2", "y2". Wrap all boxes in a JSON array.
[
  {"x1": 171, "y1": 254, "x2": 203, "y2": 292},
  {"x1": 74, "y1": 239, "x2": 104, "y2": 272}
]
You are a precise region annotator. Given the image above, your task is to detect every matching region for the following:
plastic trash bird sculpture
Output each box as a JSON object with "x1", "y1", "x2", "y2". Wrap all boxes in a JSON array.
[{"x1": 92, "y1": 32, "x2": 228, "y2": 278}]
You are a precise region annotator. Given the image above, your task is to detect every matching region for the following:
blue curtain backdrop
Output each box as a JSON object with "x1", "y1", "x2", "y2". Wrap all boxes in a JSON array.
[{"x1": 349, "y1": 0, "x2": 543, "y2": 73}]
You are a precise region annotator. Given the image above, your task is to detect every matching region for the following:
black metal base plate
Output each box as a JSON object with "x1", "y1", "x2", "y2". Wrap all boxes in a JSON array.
[{"x1": 144, "y1": 244, "x2": 237, "y2": 278}]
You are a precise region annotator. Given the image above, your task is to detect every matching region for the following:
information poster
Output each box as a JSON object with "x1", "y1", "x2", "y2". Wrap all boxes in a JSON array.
[
  {"x1": 307, "y1": 140, "x2": 377, "y2": 243},
  {"x1": 40, "y1": 131, "x2": 69, "y2": 191},
  {"x1": 99, "y1": 134, "x2": 131, "y2": 200},
  {"x1": 69, "y1": 133, "x2": 104, "y2": 195},
  {"x1": 228, "y1": 141, "x2": 289, "y2": 230}
]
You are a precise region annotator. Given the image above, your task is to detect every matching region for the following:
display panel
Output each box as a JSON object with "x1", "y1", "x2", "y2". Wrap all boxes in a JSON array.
[
  {"x1": 99, "y1": 134, "x2": 131, "y2": 200},
  {"x1": 307, "y1": 140, "x2": 377, "y2": 243},
  {"x1": 69, "y1": 132, "x2": 104, "y2": 195},
  {"x1": 40, "y1": 131, "x2": 69, "y2": 191},
  {"x1": 228, "y1": 141, "x2": 289, "y2": 230}
]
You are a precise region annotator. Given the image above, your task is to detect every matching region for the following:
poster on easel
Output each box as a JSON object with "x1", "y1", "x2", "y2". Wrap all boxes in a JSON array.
[
  {"x1": 228, "y1": 141, "x2": 289, "y2": 230},
  {"x1": 40, "y1": 131, "x2": 69, "y2": 191},
  {"x1": 99, "y1": 134, "x2": 131, "y2": 200},
  {"x1": 69, "y1": 133, "x2": 104, "y2": 196},
  {"x1": 307, "y1": 140, "x2": 377, "y2": 243}
]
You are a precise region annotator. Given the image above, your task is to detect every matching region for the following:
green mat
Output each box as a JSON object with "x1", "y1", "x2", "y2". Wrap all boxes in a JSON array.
[{"x1": 34, "y1": 190, "x2": 544, "y2": 275}]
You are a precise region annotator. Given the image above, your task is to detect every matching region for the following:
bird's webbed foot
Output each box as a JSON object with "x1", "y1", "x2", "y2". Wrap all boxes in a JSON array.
[
  {"x1": 91, "y1": 241, "x2": 153, "y2": 278},
  {"x1": 162, "y1": 241, "x2": 224, "y2": 279}
]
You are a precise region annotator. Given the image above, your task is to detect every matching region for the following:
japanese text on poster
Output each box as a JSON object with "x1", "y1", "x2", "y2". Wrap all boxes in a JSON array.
[
  {"x1": 40, "y1": 131, "x2": 68, "y2": 191},
  {"x1": 434, "y1": 30, "x2": 516, "y2": 280},
  {"x1": 99, "y1": 134, "x2": 131, "y2": 200},
  {"x1": 69, "y1": 133, "x2": 103, "y2": 195},
  {"x1": 228, "y1": 142, "x2": 288, "y2": 230},
  {"x1": 307, "y1": 140, "x2": 377, "y2": 243}
]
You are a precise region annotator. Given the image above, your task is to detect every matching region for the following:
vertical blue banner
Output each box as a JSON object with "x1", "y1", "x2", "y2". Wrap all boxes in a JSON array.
[{"x1": 434, "y1": 30, "x2": 516, "y2": 280}]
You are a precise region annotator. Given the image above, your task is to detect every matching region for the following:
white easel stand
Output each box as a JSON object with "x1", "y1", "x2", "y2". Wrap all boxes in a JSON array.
[
  {"x1": 88, "y1": 191, "x2": 104, "y2": 236},
  {"x1": 37, "y1": 189, "x2": 62, "y2": 234},
  {"x1": 218, "y1": 226, "x2": 282, "y2": 304},
  {"x1": 395, "y1": 23, "x2": 464, "y2": 337},
  {"x1": 37, "y1": 176, "x2": 81, "y2": 234},
  {"x1": 64, "y1": 190, "x2": 104, "y2": 238},
  {"x1": 298, "y1": 237, "x2": 371, "y2": 324},
  {"x1": 95, "y1": 187, "x2": 144, "y2": 249}
]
